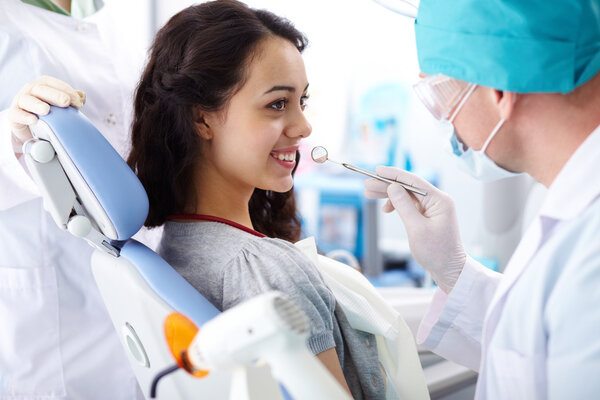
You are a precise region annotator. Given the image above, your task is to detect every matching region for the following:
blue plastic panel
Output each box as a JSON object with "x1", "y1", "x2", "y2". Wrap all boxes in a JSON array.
[
  {"x1": 39, "y1": 106, "x2": 148, "y2": 240},
  {"x1": 121, "y1": 240, "x2": 220, "y2": 326}
]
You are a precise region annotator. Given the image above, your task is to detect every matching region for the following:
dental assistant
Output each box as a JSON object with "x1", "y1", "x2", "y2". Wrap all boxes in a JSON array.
[
  {"x1": 365, "y1": 0, "x2": 600, "y2": 398},
  {"x1": 0, "y1": 1, "x2": 147, "y2": 398}
]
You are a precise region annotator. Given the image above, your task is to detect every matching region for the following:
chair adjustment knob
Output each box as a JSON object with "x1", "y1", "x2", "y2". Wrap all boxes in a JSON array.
[
  {"x1": 67, "y1": 215, "x2": 92, "y2": 238},
  {"x1": 30, "y1": 140, "x2": 56, "y2": 164}
]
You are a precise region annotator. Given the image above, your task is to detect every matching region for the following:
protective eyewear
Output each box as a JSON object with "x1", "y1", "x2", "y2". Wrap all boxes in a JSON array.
[{"x1": 413, "y1": 74, "x2": 477, "y2": 121}]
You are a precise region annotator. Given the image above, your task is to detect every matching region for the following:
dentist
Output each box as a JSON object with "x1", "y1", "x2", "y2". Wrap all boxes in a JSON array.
[{"x1": 366, "y1": 0, "x2": 600, "y2": 398}]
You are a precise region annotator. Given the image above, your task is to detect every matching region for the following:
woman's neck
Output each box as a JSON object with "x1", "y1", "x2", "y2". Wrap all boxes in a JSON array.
[
  {"x1": 192, "y1": 168, "x2": 255, "y2": 229},
  {"x1": 194, "y1": 201, "x2": 254, "y2": 229}
]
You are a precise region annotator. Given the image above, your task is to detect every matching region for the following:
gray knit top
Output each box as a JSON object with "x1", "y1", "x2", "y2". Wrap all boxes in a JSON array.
[{"x1": 158, "y1": 220, "x2": 385, "y2": 399}]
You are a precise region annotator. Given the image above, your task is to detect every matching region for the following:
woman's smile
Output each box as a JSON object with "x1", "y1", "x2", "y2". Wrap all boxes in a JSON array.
[{"x1": 270, "y1": 146, "x2": 298, "y2": 169}]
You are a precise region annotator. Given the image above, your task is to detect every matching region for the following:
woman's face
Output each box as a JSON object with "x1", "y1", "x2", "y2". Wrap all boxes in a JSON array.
[{"x1": 202, "y1": 36, "x2": 311, "y2": 194}]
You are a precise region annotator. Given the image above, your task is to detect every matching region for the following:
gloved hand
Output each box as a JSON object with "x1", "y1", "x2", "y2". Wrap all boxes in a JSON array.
[
  {"x1": 364, "y1": 166, "x2": 466, "y2": 293},
  {"x1": 8, "y1": 75, "x2": 85, "y2": 147}
]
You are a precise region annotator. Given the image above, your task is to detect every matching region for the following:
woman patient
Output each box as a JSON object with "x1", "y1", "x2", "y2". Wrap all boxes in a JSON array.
[{"x1": 127, "y1": 1, "x2": 384, "y2": 398}]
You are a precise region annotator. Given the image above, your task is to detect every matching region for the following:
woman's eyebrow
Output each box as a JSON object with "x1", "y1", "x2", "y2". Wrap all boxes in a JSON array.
[{"x1": 264, "y1": 83, "x2": 310, "y2": 94}]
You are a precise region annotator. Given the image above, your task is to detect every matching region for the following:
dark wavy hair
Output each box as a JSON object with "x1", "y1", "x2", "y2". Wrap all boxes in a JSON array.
[{"x1": 127, "y1": 0, "x2": 308, "y2": 242}]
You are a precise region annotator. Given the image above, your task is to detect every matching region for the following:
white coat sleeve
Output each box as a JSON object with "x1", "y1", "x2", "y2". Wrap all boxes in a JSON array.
[
  {"x1": 0, "y1": 109, "x2": 40, "y2": 210},
  {"x1": 545, "y1": 242, "x2": 600, "y2": 399},
  {"x1": 416, "y1": 256, "x2": 502, "y2": 371}
]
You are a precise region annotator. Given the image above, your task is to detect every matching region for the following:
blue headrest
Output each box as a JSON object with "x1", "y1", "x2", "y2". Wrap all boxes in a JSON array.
[{"x1": 38, "y1": 106, "x2": 148, "y2": 240}]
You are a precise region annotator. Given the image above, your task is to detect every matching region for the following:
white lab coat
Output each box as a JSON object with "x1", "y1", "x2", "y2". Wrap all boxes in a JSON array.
[
  {"x1": 0, "y1": 1, "x2": 149, "y2": 398},
  {"x1": 417, "y1": 125, "x2": 600, "y2": 399}
]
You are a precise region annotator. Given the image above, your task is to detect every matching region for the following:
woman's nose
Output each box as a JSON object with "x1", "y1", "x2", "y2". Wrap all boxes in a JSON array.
[{"x1": 286, "y1": 110, "x2": 312, "y2": 139}]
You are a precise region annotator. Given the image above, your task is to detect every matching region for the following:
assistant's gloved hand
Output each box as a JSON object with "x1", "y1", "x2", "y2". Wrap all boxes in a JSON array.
[
  {"x1": 364, "y1": 166, "x2": 466, "y2": 293},
  {"x1": 8, "y1": 76, "x2": 85, "y2": 148}
]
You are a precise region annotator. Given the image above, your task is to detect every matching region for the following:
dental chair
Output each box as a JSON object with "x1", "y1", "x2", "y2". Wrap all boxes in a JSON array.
[{"x1": 23, "y1": 106, "x2": 302, "y2": 399}]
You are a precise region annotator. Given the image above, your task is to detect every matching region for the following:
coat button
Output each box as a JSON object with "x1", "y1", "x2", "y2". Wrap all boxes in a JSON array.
[
  {"x1": 105, "y1": 113, "x2": 117, "y2": 126},
  {"x1": 76, "y1": 23, "x2": 90, "y2": 33}
]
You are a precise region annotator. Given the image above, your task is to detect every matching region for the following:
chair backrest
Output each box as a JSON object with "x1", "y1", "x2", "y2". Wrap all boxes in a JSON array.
[{"x1": 26, "y1": 106, "x2": 283, "y2": 399}]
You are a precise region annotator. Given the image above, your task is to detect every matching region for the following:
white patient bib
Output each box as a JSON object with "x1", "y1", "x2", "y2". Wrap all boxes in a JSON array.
[{"x1": 295, "y1": 237, "x2": 430, "y2": 400}]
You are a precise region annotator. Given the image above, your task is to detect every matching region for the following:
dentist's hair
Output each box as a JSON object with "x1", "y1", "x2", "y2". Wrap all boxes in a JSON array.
[{"x1": 128, "y1": 0, "x2": 307, "y2": 241}]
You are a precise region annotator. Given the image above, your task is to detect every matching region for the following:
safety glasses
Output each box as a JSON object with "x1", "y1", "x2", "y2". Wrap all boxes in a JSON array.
[{"x1": 413, "y1": 74, "x2": 477, "y2": 121}]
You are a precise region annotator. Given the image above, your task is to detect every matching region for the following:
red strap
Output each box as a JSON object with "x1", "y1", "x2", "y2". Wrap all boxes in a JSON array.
[{"x1": 168, "y1": 214, "x2": 266, "y2": 238}]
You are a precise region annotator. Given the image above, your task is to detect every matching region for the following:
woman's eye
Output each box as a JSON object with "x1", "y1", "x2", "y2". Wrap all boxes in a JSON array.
[
  {"x1": 269, "y1": 99, "x2": 288, "y2": 111},
  {"x1": 300, "y1": 95, "x2": 309, "y2": 110}
]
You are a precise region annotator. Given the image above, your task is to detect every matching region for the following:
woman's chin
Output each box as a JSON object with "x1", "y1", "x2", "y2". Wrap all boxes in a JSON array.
[{"x1": 263, "y1": 177, "x2": 294, "y2": 193}]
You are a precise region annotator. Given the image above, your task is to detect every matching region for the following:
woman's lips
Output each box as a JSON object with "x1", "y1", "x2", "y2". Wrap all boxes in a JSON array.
[{"x1": 270, "y1": 148, "x2": 297, "y2": 169}]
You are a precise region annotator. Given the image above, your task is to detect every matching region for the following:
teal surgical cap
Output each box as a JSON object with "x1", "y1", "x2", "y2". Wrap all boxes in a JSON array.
[{"x1": 414, "y1": 0, "x2": 600, "y2": 93}]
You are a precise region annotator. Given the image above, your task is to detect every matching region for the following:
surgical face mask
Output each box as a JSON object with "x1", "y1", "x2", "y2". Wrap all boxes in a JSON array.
[
  {"x1": 448, "y1": 118, "x2": 520, "y2": 181},
  {"x1": 414, "y1": 75, "x2": 520, "y2": 181}
]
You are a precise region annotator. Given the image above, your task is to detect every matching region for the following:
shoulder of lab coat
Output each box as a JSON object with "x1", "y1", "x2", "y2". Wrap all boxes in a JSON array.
[{"x1": 417, "y1": 256, "x2": 502, "y2": 371}]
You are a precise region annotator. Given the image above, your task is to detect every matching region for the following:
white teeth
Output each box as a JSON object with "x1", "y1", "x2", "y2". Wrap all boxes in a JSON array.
[{"x1": 274, "y1": 151, "x2": 296, "y2": 162}]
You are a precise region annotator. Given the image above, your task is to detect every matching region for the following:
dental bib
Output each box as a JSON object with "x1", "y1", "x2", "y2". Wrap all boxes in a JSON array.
[{"x1": 294, "y1": 237, "x2": 430, "y2": 400}]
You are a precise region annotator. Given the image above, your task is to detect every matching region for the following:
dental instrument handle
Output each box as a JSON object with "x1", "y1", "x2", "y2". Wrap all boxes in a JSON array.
[
  {"x1": 342, "y1": 163, "x2": 428, "y2": 196},
  {"x1": 325, "y1": 157, "x2": 343, "y2": 166}
]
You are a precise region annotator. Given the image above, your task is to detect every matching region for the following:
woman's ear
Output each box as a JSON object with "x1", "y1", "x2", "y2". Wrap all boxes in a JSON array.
[
  {"x1": 194, "y1": 108, "x2": 212, "y2": 140},
  {"x1": 494, "y1": 90, "x2": 518, "y2": 120}
]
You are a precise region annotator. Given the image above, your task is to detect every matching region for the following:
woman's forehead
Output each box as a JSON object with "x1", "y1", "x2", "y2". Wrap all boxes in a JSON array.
[{"x1": 242, "y1": 37, "x2": 308, "y2": 93}]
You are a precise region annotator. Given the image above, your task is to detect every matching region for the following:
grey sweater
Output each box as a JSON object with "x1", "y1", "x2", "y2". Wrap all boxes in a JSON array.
[{"x1": 158, "y1": 220, "x2": 385, "y2": 399}]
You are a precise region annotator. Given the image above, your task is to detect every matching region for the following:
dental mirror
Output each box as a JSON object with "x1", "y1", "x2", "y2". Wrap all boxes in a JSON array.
[
  {"x1": 311, "y1": 146, "x2": 339, "y2": 165},
  {"x1": 310, "y1": 145, "x2": 427, "y2": 196}
]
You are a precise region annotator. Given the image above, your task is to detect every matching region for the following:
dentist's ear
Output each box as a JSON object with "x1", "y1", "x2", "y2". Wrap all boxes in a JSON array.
[{"x1": 495, "y1": 90, "x2": 518, "y2": 120}]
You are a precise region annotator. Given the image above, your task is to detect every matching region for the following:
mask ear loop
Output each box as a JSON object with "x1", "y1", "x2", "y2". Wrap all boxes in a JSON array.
[
  {"x1": 480, "y1": 118, "x2": 505, "y2": 154},
  {"x1": 480, "y1": 92, "x2": 518, "y2": 153},
  {"x1": 448, "y1": 83, "x2": 477, "y2": 123}
]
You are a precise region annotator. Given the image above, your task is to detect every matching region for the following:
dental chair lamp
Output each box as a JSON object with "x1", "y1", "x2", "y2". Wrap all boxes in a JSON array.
[{"x1": 24, "y1": 106, "x2": 346, "y2": 400}]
